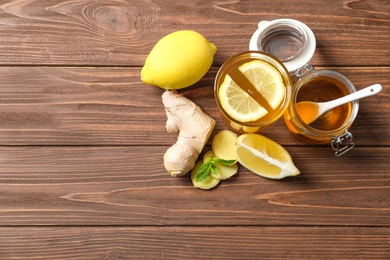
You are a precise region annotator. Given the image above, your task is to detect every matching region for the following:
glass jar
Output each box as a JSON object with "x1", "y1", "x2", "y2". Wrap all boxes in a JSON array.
[
  {"x1": 249, "y1": 18, "x2": 360, "y2": 156},
  {"x1": 284, "y1": 69, "x2": 359, "y2": 156}
]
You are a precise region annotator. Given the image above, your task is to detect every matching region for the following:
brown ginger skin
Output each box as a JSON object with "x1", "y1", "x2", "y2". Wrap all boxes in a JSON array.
[{"x1": 162, "y1": 90, "x2": 215, "y2": 177}]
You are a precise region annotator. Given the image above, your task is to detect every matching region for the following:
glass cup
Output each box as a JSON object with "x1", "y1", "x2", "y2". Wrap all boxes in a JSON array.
[{"x1": 214, "y1": 51, "x2": 293, "y2": 133}]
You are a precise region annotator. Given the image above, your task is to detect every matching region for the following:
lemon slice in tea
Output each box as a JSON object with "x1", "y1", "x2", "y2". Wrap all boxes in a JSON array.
[
  {"x1": 218, "y1": 60, "x2": 285, "y2": 122},
  {"x1": 238, "y1": 60, "x2": 285, "y2": 110},
  {"x1": 218, "y1": 75, "x2": 267, "y2": 122}
]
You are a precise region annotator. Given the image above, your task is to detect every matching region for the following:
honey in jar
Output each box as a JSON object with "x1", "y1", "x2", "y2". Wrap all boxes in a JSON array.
[{"x1": 283, "y1": 70, "x2": 359, "y2": 146}]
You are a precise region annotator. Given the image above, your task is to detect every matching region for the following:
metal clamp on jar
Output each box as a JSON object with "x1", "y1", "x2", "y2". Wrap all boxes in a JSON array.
[{"x1": 249, "y1": 19, "x2": 359, "y2": 156}]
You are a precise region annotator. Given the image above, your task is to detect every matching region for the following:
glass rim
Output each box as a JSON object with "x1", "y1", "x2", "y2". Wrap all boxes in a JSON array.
[{"x1": 257, "y1": 21, "x2": 309, "y2": 62}]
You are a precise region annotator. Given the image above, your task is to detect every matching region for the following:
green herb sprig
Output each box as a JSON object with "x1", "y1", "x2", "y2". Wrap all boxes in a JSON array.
[{"x1": 196, "y1": 157, "x2": 236, "y2": 182}]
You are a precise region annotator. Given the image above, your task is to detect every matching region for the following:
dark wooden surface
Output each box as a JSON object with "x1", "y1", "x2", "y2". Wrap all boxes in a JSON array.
[{"x1": 0, "y1": 0, "x2": 389, "y2": 259}]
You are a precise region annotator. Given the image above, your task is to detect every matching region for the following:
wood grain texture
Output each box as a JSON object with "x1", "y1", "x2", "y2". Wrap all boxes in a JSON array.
[
  {"x1": 0, "y1": 227, "x2": 389, "y2": 259},
  {"x1": 0, "y1": 66, "x2": 388, "y2": 145},
  {"x1": 0, "y1": 0, "x2": 389, "y2": 66},
  {"x1": 0, "y1": 0, "x2": 389, "y2": 258},
  {"x1": 0, "y1": 146, "x2": 388, "y2": 226}
]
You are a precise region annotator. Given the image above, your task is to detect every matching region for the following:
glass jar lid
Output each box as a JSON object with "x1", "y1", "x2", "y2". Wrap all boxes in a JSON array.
[{"x1": 249, "y1": 19, "x2": 316, "y2": 73}]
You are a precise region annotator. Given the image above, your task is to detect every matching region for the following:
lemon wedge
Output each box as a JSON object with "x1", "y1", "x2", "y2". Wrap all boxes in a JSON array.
[
  {"x1": 218, "y1": 60, "x2": 285, "y2": 122},
  {"x1": 235, "y1": 134, "x2": 300, "y2": 179}
]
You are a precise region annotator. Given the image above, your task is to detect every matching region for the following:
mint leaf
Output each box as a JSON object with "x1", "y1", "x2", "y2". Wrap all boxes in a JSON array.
[
  {"x1": 212, "y1": 158, "x2": 237, "y2": 166},
  {"x1": 196, "y1": 160, "x2": 212, "y2": 182},
  {"x1": 210, "y1": 163, "x2": 218, "y2": 176},
  {"x1": 196, "y1": 157, "x2": 237, "y2": 182}
]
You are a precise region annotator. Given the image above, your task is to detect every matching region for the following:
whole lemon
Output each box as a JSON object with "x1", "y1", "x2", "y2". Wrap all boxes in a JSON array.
[{"x1": 141, "y1": 30, "x2": 217, "y2": 90}]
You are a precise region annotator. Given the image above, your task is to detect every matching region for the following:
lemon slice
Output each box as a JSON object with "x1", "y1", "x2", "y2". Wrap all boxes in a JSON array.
[
  {"x1": 218, "y1": 75, "x2": 267, "y2": 122},
  {"x1": 235, "y1": 134, "x2": 300, "y2": 179},
  {"x1": 238, "y1": 60, "x2": 285, "y2": 110},
  {"x1": 218, "y1": 60, "x2": 285, "y2": 122}
]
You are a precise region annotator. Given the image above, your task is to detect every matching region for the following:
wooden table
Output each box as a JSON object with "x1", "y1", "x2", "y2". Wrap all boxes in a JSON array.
[{"x1": 0, "y1": 0, "x2": 389, "y2": 259}]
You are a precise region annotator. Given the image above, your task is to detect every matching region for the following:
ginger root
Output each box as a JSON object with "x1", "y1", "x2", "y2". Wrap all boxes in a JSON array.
[
  {"x1": 162, "y1": 90, "x2": 215, "y2": 177},
  {"x1": 212, "y1": 130, "x2": 238, "y2": 160}
]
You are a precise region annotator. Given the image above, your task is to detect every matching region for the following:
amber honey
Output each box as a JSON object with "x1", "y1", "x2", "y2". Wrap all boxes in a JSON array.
[
  {"x1": 283, "y1": 70, "x2": 359, "y2": 144},
  {"x1": 297, "y1": 76, "x2": 352, "y2": 130},
  {"x1": 214, "y1": 51, "x2": 293, "y2": 133}
]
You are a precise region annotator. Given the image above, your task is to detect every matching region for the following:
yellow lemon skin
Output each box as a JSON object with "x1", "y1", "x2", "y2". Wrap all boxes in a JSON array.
[{"x1": 141, "y1": 30, "x2": 217, "y2": 90}]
